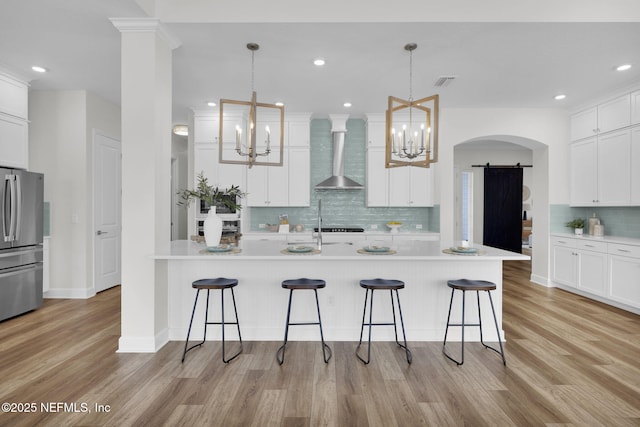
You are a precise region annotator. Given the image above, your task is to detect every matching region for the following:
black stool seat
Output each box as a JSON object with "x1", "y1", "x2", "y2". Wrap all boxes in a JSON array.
[
  {"x1": 356, "y1": 278, "x2": 412, "y2": 365},
  {"x1": 182, "y1": 277, "x2": 242, "y2": 364},
  {"x1": 193, "y1": 277, "x2": 238, "y2": 289},
  {"x1": 360, "y1": 278, "x2": 404, "y2": 290},
  {"x1": 277, "y1": 278, "x2": 331, "y2": 365},
  {"x1": 442, "y1": 278, "x2": 505, "y2": 366},
  {"x1": 282, "y1": 278, "x2": 325, "y2": 290},
  {"x1": 447, "y1": 279, "x2": 496, "y2": 292}
]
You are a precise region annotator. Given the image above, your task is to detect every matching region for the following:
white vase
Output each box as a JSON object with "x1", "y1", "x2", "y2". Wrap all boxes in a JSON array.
[
  {"x1": 574, "y1": 228, "x2": 584, "y2": 236},
  {"x1": 204, "y1": 206, "x2": 223, "y2": 247}
]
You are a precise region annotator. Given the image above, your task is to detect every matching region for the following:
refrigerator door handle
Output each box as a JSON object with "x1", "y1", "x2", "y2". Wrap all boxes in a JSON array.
[
  {"x1": 13, "y1": 174, "x2": 21, "y2": 241},
  {"x1": 3, "y1": 174, "x2": 13, "y2": 243}
]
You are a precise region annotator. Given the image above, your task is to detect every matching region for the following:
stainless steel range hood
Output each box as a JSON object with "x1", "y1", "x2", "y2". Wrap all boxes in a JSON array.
[{"x1": 315, "y1": 114, "x2": 363, "y2": 190}]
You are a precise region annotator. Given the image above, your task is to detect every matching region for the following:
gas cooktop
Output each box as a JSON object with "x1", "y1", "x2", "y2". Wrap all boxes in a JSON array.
[{"x1": 313, "y1": 227, "x2": 365, "y2": 232}]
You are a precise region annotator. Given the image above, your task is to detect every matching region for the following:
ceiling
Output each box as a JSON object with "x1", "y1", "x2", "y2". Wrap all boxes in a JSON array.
[{"x1": 2, "y1": 1, "x2": 640, "y2": 127}]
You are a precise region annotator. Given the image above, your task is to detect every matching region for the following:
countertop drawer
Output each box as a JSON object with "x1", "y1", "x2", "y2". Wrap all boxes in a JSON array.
[
  {"x1": 551, "y1": 236, "x2": 576, "y2": 247},
  {"x1": 575, "y1": 240, "x2": 608, "y2": 253},
  {"x1": 608, "y1": 243, "x2": 640, "y2": 259}
]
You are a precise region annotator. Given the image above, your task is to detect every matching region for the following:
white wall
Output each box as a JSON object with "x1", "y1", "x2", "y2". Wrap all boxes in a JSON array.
[{"x1": 29, "y1": 90, "x2": 120, "y2": 298}]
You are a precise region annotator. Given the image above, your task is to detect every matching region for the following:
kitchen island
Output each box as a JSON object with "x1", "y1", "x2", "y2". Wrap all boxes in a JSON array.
[{"x1": 155, "y1": 239, "x2": 528, "y2": 344}]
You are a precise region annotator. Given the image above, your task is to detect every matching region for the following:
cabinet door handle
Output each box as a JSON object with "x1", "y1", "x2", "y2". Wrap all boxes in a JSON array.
[
  {"x1": 617, "y1": 249, "x2": 631, "y2": 253},
  {"x1": 585, "y1": 244, "x2": 594, "y2": 247}
]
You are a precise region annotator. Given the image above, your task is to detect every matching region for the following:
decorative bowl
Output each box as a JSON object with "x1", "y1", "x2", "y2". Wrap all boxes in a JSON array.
[{"x1": 386, "y1": 222, "x2": 402, "y2": 233}]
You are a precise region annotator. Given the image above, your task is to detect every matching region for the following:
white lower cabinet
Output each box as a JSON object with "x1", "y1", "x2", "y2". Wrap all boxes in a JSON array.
[
  {"x1": 551, "y1": 235, "x2": 640, "y2": 312},
  {"x1": 551, "y1": 236, "x2": 607, "y2": 295},
  {"x1": 575, "y1": 241, "x2": 608, "y2": 296},
  {"x1": 607, "y1": 243, "x2": 640, "y2": 308},
  {"x1": 551, "y1": 237, "x2": 577, "y2": 287}
]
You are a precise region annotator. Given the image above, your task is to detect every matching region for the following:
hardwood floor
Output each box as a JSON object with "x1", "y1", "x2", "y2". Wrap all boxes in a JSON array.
[{"x1": 1, "y1": 260, "x2": 639, "y2": 426}]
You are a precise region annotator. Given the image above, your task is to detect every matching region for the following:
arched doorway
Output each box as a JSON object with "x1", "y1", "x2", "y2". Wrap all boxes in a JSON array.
[{"x1": 453, "y1": 135, "x2": 548, "y2": 284}]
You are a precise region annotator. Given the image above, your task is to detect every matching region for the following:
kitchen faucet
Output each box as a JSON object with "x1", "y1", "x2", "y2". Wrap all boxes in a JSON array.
[{"x1": 317, "y1": 199, "x2": 322, "y2": 251}]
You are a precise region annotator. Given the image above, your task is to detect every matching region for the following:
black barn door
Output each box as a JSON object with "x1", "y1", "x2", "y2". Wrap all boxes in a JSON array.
[{"x1": 483, "y1": 167, "x2": 523, "y2": 253}]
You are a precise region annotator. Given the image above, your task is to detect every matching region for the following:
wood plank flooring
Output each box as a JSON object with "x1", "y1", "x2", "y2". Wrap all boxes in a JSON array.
[{"x1": 1, "y1": 259, "x2": 639, "y2": 426}]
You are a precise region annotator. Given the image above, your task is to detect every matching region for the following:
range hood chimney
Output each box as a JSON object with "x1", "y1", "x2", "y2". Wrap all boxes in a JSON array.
[{"x1": 315, "y1": 114, "x2": 363, "y2": 190}]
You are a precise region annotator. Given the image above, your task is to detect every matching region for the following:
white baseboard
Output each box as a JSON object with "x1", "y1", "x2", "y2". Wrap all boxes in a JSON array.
[
  {"x1": 44, "y1": 287, "x2": 96, "y2": 299},
  {"x1": 530, "y1": 274, "x2": 552, "y2": 287},
  {"x1": 117, "y1": 329, "x2": 169, "y2": 353}
]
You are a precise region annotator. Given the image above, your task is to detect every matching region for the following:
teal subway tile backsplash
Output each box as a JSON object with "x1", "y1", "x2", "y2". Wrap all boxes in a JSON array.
[
  {"x1": 248, "y1": 118, "x2": 439, "y2": 232},
  {"x1": 550, "y1": 204, "x2": 640, "y2": 238}
]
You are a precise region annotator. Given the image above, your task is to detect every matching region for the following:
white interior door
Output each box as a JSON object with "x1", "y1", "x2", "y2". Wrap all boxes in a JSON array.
[{"x1": 94, "y1": 132, "x2": 121, "y2": 293}]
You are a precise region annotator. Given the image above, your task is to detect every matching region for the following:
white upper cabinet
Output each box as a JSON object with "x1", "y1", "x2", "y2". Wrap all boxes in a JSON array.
[
  {"x1": 569, "y1": 90, "x2": 638, "y2": 207},
  {"x1": 597, "y1": 129, "x2": 631, "y2": 205},
  {"x1": 570, "y1": 137, "x2": 598, "y2": 206},
  {"x1": 632, "y1": 90, "x2": 640, "y2": 125},
  {"x1": 631, "y1": 127, "x2": 640, "y2": 204},
  {"x1": 570, "y1": 129, "x2": 631, "y2": 206},
  {"x1": 570, "y1": 94, "x2": 631, "y2": 141},
  {"x1": 598, "y1": 94, "x2": 631, "y2": 134},
  {"x1": 365, "y1": 117, "x2": 433, "y2": 207},
  {"x1": 0, "y1": 72, "x2": 29, "y2": 169},
  {"x1": 570, "y1": 107, "x2": 598, "y2": 141},
  {"x1": 366, "y1": 147, "x2": 388, "y2": 207},
  {"x1": 389, "y1": 165, "x2": 434, "y2": 207},
  {"x1": 0, "y1": 73, "x2": 28, "y2": 120}
]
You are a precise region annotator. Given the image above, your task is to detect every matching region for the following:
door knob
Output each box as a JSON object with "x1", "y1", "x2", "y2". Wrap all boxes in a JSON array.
[{"x1": 96, "y1": 230, "x2": 108, "y2": 235}]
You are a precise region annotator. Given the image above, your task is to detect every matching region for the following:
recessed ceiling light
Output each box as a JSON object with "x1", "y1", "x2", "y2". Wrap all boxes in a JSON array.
[
  {"x1": 616, "y1": 64, "x2": 632, "y2": 71},
  {"x1": 275, "y1": 101, "x2": 284, "y2": 107},
  {"x1": 31, "y1": 66, "x2": 47, "y2": 73},
  {"x1": 343, "y1": 102, "x2": 352, "y2": 108},
  {"x1": 313, "y1": 58, "x2": 325, "y2": 66},
  {"x1": 207, "y1": 101, "x2": 216, "y2": 107},
  {"x1": 554, "y1": 94, "x2": 566, "y2": 100}
]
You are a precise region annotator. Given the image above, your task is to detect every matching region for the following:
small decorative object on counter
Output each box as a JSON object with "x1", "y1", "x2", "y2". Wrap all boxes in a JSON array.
[
  {"x1": 593, "y1": 224, "x2": 604, "y2": 237},
  {"x1": 204, "y1": 206, "x2": 223, "y2": 247},
  {"x1": 387, "y1": 221, "x2": 402, "y2": 234},
  {"x1": 588, "y1": 213, "x2": 600, "y2": 235},
  {"x1": 565, "y1": 218, "x2": 585, "y2": 236}
]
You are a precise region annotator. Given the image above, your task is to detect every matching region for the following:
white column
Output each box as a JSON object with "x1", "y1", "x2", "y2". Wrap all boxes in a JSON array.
[{"x1": 111, "y1": 18, "x2": 181, "y2": 352}]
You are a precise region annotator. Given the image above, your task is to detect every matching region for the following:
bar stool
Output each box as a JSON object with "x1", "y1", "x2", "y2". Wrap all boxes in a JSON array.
[
  {"x1": 181, "y1": 277, "x2": 243, "y2": 363},
  {"x1": 356, "y1": 278, "x2": 412, "y2": 365},
  {"x1": 276, "y1": 278, "x2": 332, "y2": 365},
  {"x1": 442, "y1": 279, "x2": 506, "y2": 366}
]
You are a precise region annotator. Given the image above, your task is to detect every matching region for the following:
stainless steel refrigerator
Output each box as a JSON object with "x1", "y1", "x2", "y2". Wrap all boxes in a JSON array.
[{"x1": 0, "y1": 169, "x2": 44, "y2": 321}]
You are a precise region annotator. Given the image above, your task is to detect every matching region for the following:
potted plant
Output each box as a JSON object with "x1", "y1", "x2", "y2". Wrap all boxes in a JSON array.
[
  {"x1": 177, "y1": 172, "x2": 245, "y2": 246},
  {"x1": 565, "y1": 218, "x2": 585, "y2": 235}
]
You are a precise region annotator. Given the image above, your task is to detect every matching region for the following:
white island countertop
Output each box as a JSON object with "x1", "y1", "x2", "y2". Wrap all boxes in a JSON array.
[{"x1": 154, "y1": 239, "x2": 530, "y2": 261}]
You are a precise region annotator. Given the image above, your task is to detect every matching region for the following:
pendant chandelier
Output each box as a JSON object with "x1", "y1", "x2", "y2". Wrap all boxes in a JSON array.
[
  {"x1": 385, "y1": 43, "x2": 439, "y2": 168},
  {"x1": 219, "y1": 43, "x2": 285, "y2": 168}
]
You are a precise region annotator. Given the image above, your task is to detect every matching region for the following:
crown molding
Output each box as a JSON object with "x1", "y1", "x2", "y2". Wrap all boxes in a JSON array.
[{"x1": 110, "y1": 18, "x2": 181, "y2": 50}]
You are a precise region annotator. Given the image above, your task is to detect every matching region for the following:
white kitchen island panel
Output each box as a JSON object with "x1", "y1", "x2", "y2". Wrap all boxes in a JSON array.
[{"x1": 157, "y1": 240, "x2": 528, "y2": 345}]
